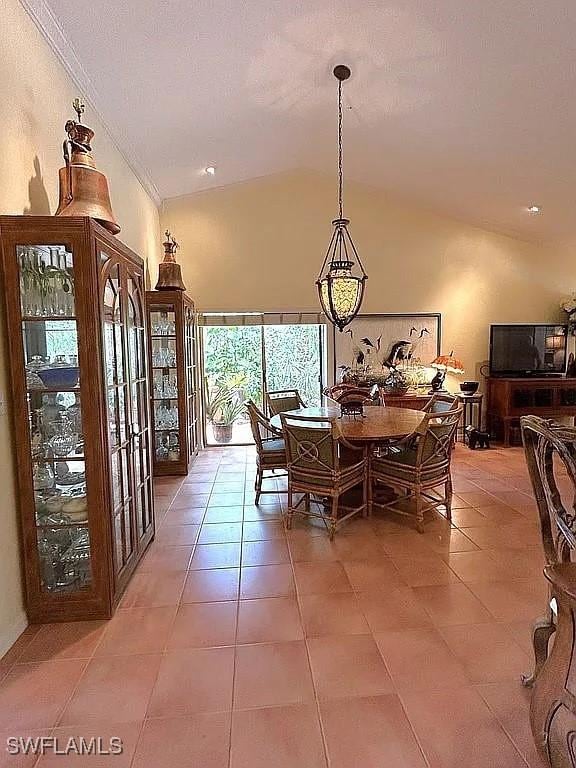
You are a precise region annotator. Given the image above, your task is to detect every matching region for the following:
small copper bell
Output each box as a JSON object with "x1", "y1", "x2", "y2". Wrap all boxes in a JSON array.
[
  {"x1": 56, "y1": 99, "x2": 120, "y2": 234},
  {"x1": 155, "y1": 231, "x2": 186, "y2": 291}
]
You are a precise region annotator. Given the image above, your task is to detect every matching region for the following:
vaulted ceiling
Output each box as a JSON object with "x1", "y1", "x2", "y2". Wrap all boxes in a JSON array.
[{"x1": 27, "y1": 0, "x2": 576, "y2": 240}]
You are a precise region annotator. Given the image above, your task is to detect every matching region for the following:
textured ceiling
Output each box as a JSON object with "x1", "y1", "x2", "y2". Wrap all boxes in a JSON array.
[{"x1": 32, "y1": 0, "x2": 576, "y2": 240}]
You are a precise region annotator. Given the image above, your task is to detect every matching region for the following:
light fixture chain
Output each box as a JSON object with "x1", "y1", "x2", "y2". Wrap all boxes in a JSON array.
[{"x1": 338, "y1": 77, "x2": 343, "y2": 220}]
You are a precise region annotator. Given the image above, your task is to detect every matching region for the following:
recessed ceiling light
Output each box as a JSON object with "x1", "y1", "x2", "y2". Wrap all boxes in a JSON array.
[
  {"x1": 527, "y1": 204, "x2": 541, "y2": 214},
  {"x1": 205, "y1": 166, "x2": 216, "y2": 176}
]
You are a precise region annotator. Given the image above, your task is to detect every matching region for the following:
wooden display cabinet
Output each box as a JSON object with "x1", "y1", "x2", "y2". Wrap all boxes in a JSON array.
[
  {"x1": 145, "y1": 290, "x2": 199, "y2": 476},
  {"x1": 487, "y1": 376, "x2": 576, "y2": 446},
  {"x1": 0, "y1": 216, "x2": 154, "y2": 622}
]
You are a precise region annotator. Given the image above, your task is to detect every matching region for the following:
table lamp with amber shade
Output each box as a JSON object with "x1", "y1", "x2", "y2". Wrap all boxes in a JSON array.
[{"x1": 429, "y1": 351, "x2": 464, "y2": 392}]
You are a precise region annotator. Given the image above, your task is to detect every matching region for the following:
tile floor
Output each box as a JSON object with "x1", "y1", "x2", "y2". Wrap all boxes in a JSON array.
[{"x1": 0, "y1": 443, "x2": 550, "y2": 767}]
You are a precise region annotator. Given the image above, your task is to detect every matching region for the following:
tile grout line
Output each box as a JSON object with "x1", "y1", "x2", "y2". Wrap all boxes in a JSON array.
[
  {"x1": 287, "y1": 512, "x2": 332, "y2": 768},
  {"x1": 227, "y1": 451, "x2": 247, "y2": 768},
  {"x1": 128, "y1": 456, "x2": 219, "y2": 768}
]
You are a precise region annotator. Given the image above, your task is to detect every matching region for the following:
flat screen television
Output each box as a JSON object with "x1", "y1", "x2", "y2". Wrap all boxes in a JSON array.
[{"x1": 489, "y1": 324, "x2": 568, "y2": 377}]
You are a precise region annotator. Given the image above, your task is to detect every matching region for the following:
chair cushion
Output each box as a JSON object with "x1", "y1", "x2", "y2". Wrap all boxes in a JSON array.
[
  {"x1": 262, "y1": 438, "x2": 285, "y2": 454},
  {"x1": 385, "y1": 446, "x2": 419, "y2": 466}
]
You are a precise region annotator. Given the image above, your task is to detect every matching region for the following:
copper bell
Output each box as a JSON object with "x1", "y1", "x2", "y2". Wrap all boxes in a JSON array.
[
  {"x1": 56, "y1": 99, "x2": 120, "y2": 235},
  {"x1": 155, "y1": 231, "x2": 186, "y2": 291}
]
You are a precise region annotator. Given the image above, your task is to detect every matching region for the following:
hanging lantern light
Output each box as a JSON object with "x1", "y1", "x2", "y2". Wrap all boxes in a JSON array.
[{"x1": 316, "y1": 65, "x2": 367, "y2": 332}]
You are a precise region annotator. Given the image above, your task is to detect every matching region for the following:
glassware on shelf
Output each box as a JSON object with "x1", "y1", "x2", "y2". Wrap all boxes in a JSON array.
[
  {"x1": 156, "y1": 437, "x2": 169, "y2": 461},
  {"x1": 154, "y1": 403, "x2": 178, "y2": 430},
  {"x1": 26, "y1": 370, "x2": 45, "y2": 390},
  {"x1": 66, "y1": 393, "x2": 82, "y2": 433},
  {"x1": 37, "y1": 394, "x2": 65, "y2": 439},
  {"x1": 155, "y1": 431, "x2": 180, "y2": 462},
  {"x1": 152, "y1": 345, "x2": 176, "y2": 367},
  {"x1": 37, "y1": 524, "x2": 91, "y2": 592},
  {"x1": 151, "y1": 311, "x2": 176, "y2": 336},
  {"x1": 33, "y1": 461, "x2": 55, "y2": 491},
  {"x1": 49, "y1": 415, "x2": 79, "y2": 457},
  {"x1": 153, "y1": 373, "x2": 178, "y2": 399},
  {"x1": 27, "y1": 355, "x2": 48, "y2": 371},
  {"x1": 168, "y1": 432, "x2": 180, "y2": 461},
  {"x1": 18, "y1": 245, "x2": 75, "y2": 318}
]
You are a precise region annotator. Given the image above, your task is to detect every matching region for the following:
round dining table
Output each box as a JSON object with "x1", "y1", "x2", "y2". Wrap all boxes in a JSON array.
[{"x1": 270, "y1": 405, "x2": 425, "y2": 443}]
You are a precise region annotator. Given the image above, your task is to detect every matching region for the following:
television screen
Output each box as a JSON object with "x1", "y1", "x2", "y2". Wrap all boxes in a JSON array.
[{"x1": 490, "y1": 324, "x2": 568, "y2": 376}]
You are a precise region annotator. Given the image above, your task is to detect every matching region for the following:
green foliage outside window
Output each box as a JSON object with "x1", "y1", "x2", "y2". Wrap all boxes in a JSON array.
[{"x1": 203, "y1": 323, "x2": 323, "y2": 412}]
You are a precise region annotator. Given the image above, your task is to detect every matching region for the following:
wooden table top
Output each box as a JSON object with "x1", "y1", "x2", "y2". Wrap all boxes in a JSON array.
[{"x1": 270, "y1": 405, "x2": 425, "y2": 442}]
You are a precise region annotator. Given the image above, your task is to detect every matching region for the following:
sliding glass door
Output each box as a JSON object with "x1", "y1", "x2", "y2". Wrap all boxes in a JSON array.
[
  {"x1": 203, "y1": 324, "x2": 263, "y2": 445},
  {"x1": 263, "y1": 324, "x2": 323, "y2": 407},
  {"x1": 201, "y1": 315, "x2": 326, "y2": 445}
]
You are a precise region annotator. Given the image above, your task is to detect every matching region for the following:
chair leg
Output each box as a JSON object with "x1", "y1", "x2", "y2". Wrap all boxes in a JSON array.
[
  {"x1": 304, "y1": 493, "x2": 310, "y2": 513},
  {"x1": 415, "y1": 487, "x2": 425, "y2": 533},
  {"x1": 285, "y1": 485, "x2": 293, "y2": 530},
  {"x1": 255, "y1": 467, "x2": 263, "y2": 504},
  {"x1": 363, "y1": 468, "x2": 370, "y2": 518},
  {"x1": 521, "y1": 614, "x2": 556, "y2": 688},
  {"x1": 445, "y1": 476, "x2": 453, "y2": 522},
  {"x1": 328, "y1": 495, "x2": 338, "y2": 540}
]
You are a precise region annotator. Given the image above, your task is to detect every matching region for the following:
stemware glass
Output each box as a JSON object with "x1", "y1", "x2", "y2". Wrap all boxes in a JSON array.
[
  {"x1": 33, "y1": 461, "x2": 55, "y2": 491},
  {"x1": 49, "y1": 416, "x2": 78, "y2": 457}
]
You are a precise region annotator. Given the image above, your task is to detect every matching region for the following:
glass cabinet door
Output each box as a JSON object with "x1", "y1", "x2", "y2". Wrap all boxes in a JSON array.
[
  {"x1": 126, "y1": 273, "x2": 153, "y2": 542},
  {"x1": 102, "y1": 262, "x2": 134, "y2": 576},
  {"x1": 18, "y1": 244, "x2": 92, "y2": 593},
  {"x1": 185, "y1": 303, "x2": 199, "y2": 458},
  {"x1": 149, "y1": 303, "x2": 182, "y2": 464},
  {"x1": 101, "y1": 256, "x2": 153, "y2": 577}
]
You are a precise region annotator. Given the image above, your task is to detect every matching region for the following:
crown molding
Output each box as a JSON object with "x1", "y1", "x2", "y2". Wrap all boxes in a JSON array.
[{"x1": 19, "y1": 0, "x2": 162, "y2": 206}]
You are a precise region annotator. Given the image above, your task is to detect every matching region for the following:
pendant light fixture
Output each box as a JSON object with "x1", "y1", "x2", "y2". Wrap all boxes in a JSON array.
[{"x1": 316, "y1": 65, "x2": 367, "y2": 332}]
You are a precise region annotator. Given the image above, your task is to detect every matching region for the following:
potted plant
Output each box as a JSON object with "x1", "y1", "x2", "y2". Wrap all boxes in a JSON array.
[{"x1": 205, "y1": 377, "x2": 246, "y2": 443}]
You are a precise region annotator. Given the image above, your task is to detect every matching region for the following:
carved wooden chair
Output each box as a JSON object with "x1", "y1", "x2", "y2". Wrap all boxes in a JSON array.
[
  {"x1": 266, "y1": 389, "x2": 306, "y2": 416},
  {"x1": 279, "y1": 412, "x2": 367, "y2": 539},
  {"x1": 371, "y1": 405, "x2": 462, "y2": 532},
  {"x1": 245, "y1": 400, "x2": 287, "y2": 504},
  {"x1": 520, "y1": 415, "x2": 576, "y2": 687}
]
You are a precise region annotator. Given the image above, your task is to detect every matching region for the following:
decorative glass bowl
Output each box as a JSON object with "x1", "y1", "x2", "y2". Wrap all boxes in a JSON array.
[{"x1": 37, "y1": 366, "x2": 79, "y2": 389}]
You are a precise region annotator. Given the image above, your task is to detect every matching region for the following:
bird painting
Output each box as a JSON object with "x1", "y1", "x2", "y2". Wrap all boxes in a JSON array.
[{"x1": 340, "y1": 320, "x2": 436, "y2": 377}]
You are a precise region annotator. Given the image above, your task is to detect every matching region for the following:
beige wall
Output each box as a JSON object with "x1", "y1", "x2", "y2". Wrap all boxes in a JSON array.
[
  {"x1": 162, "y1": 169, "x2": 564, "y2": 382},
  {"x1": 0, "y1": 0, "x2": 160, "y2": 651}
]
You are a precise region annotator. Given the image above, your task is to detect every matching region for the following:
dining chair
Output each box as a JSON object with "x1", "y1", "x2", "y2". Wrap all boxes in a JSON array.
[
  {"x1": 323, "y1": 383, "x2": 355, "y2": 401},
  {"x1": 266, "y1": 389, "x2": 306, "y2": 416},
  {"x1": 245, "y1": 400, "x2": 287, "y2": 504},
  {"x1": 370, "y1": 405, "x2": 462, "y2": 532},
  {"x1": 424, "y1": 393, "x2": 459, "y2": 413},
  {"x1": 332, "y1": 385, "x2": 380, "y2": 408},
  {"x1": 520, "y1": 415, "x2": 576, "y2": 687},
  {"x1": 279, "y1": 412, "x2": 368, "y2": 538}
]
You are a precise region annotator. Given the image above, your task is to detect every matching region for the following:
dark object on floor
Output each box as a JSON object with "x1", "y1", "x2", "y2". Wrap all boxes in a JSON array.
[{"x1": 466, "y1": 426, "x2": 490, "y2": 449}]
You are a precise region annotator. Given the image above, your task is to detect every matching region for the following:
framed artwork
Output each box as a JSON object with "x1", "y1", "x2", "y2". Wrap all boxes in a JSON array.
[{"x1": 333, "y1": 313, "x2": 441, "y2": 383}]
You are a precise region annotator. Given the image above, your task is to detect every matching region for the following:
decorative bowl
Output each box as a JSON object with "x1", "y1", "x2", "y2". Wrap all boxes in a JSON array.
[
  {"x1": 37, "y1": 366, "x2": 79, "y2": 389},
  {"x1": 460, "y1": 381, "x2": 479, "y2": 395}
]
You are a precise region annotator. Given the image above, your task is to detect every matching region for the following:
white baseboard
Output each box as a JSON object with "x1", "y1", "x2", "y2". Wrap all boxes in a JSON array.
[{"x1": 0, "y1": 612, "x2": 28, "y2": 659}]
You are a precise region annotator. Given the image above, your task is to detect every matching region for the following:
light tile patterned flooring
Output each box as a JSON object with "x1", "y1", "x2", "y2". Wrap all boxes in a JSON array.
[{"x1": 0, "y1": 444, "x2": 550, "y2": 767}]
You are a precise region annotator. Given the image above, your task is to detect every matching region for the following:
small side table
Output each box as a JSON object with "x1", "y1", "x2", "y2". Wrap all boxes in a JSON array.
[{"x1": 455, "y1": 393, "x2": 483, "y2": 444}]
